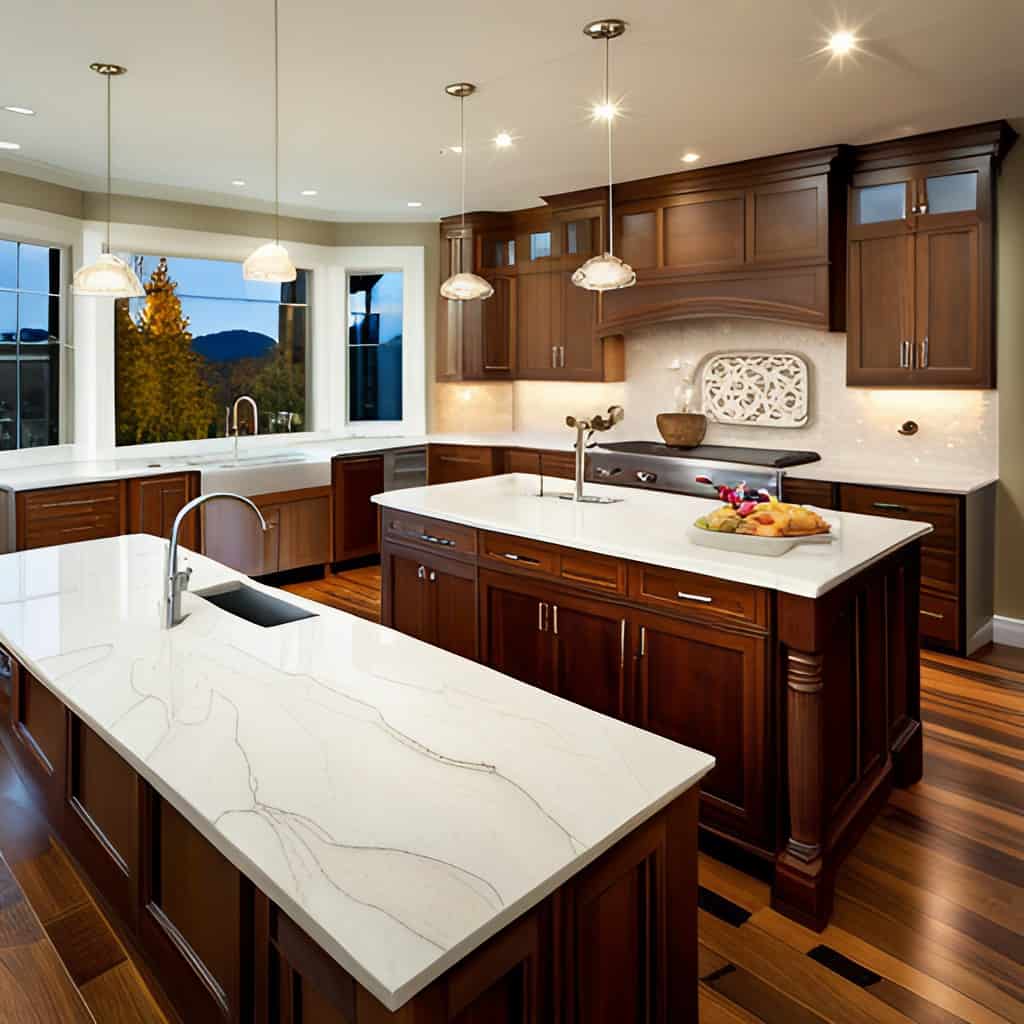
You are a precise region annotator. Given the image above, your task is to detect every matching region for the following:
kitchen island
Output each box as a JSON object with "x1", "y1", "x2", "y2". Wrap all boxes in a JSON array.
[
  {"x1": 374, "y1": 473, "x2": 932, "y2": 930},
  {"x1": 0, "y1": 534, "x2": 712, "y2": 1022}
]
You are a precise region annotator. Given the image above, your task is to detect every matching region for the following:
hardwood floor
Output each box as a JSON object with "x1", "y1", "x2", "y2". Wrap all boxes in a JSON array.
[{"x1": 2, "y1": 564, "x2": 1022, "y2": 1023}]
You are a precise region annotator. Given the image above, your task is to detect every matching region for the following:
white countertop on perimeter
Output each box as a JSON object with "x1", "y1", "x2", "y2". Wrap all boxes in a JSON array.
[
  {"x1": 0, "y1": 534, "x2": 713, "y2": 1011},
  {"x1": 374, "y1": 474, "x2": 933, "y2": 599}
]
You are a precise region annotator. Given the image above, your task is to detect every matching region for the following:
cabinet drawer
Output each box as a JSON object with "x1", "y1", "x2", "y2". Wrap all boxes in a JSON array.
[
  {"x1": 428, "y1": 445, "x2": 498, "y2": 484},
  {"x1": 22, "y1": 481, "x2": 122, "y2": 521},
  {"x1": 540, "y1": 452, "x2": 576, "y2": 480},
  {"x1": 559, "y1": 549, "x2": 625, "y2": 594},
  {"x1": 781, "y1": 477, "x2": 836, "y2": 509},
  {"x1": 505, "y1": 449, "x2": 541, "y2": 475},
  {"x1": 921, "y1": 547, "x2": 958, "y2": 594},
  {"x1": 920, "y1": 591, "x2": 958, "y2": 649},
  {"x1": 482, "y1": 532, "x2": 559, "y2": 575},
  {"x1": 628, "y1": 563, "x2": 769, "y2": 630},
  {"x1": 839, "y1": 485, "x2": 959, "y2": 551},
  {"x1": 24, "y1": 516, "x2": 121, "y2": 550},
  {"x1": 381, "y1": 509, "x2": 478, "y2": 559}
]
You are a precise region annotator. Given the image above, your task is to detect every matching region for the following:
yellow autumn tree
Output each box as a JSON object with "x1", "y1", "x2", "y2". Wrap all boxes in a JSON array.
[{"x1": 115, "y1": 258, "x2": 217, "y2": 444}]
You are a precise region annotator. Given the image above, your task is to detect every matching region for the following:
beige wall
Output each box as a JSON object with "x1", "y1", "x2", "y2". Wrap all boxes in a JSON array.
[{"x1": 995, "y1": 122, "x2": 1024, "y2": 618}]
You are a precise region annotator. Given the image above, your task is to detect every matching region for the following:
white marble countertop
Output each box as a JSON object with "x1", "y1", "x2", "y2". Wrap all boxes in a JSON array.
[
  {"x1": 782, "y1": 457, "x2": 996, "y2": 496},
  {"x1": 374, "y1": 474, "x2": 933, "y2": 599},
  {"x1": 0, "y1": 534, "x2": 713, "y2": 1011}
]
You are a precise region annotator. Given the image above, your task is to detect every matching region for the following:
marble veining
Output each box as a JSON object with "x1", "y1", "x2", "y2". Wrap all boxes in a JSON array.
[{"x1": 0, "y1": 535, "x2": 713, "y2": 1011}]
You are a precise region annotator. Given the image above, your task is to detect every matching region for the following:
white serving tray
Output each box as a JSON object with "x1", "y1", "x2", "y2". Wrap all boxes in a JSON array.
[{"x1": 689, "y1": 524, "x2": 835, "y2": 557}]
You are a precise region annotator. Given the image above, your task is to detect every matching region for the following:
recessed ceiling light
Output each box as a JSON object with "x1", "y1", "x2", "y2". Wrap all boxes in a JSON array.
[
  {"x1": 231, "y1": 179, "x2": 247, "y2": 187},
  {"x1": 591, "y1": 101, "x2": 620, "y2": 122},
  {"x1": 828, "y1": 29, "x2": 857, "y2": 56},
  {"x1": 3, "y1": 106, "x2": 34, "y2": 116},
  {"x1": 494, "y1": 131, "x2": 513, "y2": 149},
  {"x1": 681, "y1": 152, "x2": 700, "y2": 164},
  {"x1": 300, "y1": 189, "x2": 318, "y2": 196},
  {"x1": 0, "y1": 141, "x2": 21, "y2": 150},
  {"x1": 407, "y1": 201, "x2": 423, "y2": 208}
]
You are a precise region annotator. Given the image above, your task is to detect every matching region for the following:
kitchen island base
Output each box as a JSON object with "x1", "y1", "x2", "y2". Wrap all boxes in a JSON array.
[
  {"x1": 375, "y1": 479, "x2": 927, "y2": 933},
  {"x1": 1, "y1": 650, "x2": 700, "y2": 1023}
]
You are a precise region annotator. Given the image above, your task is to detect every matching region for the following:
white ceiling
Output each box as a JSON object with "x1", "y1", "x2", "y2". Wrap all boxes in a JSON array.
[{"x1": 1, "y1": 0, "x2": 1022, "y2": 222}]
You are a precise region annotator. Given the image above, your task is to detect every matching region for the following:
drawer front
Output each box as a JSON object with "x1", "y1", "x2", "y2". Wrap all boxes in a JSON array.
[
  {"x1": 559, "y1": 549, "x2": 625, "y2": 594},
  {"x1": 382, "y1": 509, "x2": 478, "y2": 558},
  {"x1": 24, "y1": 516, "x2": 121, "y2": 550},
  {"x1": 540, "y1": 452, "x2": 576, "y2": 480},
  {"x1": 428, "y1": 445, "x2": 497, "y2": 484},
  {"x1": 839, "y1": 485, "x2": 959, "y2": 552},
  {"x1": 628, "y1": 563, "x2": 769, "y2": 629},
  {"x1": 920, "y1": 590, "x2": 958, "y2": 649},
  {"x1": 781, "y1": 477, "x2": 836, "y2": 509},
  {"x1": 21, "y1": 482, "x2": 123, "y2": 551},
  {"x1": 481, "y1": 532, "x2": 560, "y2": 575},
  {"x1": 505, "y1": 449, "x2": 541, "y2": 475},
  {"x1": 921, "y1": 547, "x2": 957, "y2": 593}
]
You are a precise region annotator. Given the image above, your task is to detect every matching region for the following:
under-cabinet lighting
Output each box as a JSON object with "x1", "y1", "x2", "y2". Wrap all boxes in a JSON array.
[
  {"x1": 300, "y1": 188, "x2": 318, "y2": 196},
  {"x1": 407, "y1": 200, "x2": 423, "y2": 207},
  {"x1": 231, "y1": 178, "x2": 247, "y2": 186},
  {"x1": 681, "y1": 152, "x2": 700, "y2": 163},
  {"x1": 3, "y1": 106, "x2": 34, "y2": 116},
  {"x1": 0, "y1": 140, "x2": 21, "y2": 150}
]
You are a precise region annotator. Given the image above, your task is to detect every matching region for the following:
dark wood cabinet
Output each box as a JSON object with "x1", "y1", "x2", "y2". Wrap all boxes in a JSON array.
[
  {"x1": 515, "y1": 270, "x2": 560, "y2": 378},
  {"x1": 846, "y1": 124, "x2": 1014, "y2": 388},
  {"x1": 480, "y1": 571, "x2": 551, "y2": 690},
  {"x1": 382, "y1": 543, "x2": 478, "y2": 660},
  {"x1": 128, "y1": 472, "x2": 199, "y2": 547},
  {"x1": 428, "y1": 444, "x2": 500, "y2": 484},
  {"x1": 332, "y1": 454, "x2": 383, "y2": 562},
  {"x1": 16, "y1": 481, "x2": 125, "y2": 551},
  {"x1": 633, "y1": 610, "x2": 770, "y2": 848}
]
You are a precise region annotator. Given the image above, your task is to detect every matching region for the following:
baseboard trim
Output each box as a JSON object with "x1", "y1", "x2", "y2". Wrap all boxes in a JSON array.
[
  {"x1": 992, "y1": 615, "x2": 1024, "y2": 649},
  {"x1": 967, "y1": 619, "x2": 994, "y2": 655}
]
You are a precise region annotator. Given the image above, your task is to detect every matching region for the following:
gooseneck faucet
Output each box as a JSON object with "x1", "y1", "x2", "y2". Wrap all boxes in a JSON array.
[
  {"x1": 229, "y1": 395, "x2": 259, "y2": 462},
  {"x1": 165, "y1": 493, "x2": 269, "y2": 628}
]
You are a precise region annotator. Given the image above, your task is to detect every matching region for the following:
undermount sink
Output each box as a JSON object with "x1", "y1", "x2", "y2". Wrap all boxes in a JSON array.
[{"x1": 195, "y1": 581, "x2": 318, "y2": 627}]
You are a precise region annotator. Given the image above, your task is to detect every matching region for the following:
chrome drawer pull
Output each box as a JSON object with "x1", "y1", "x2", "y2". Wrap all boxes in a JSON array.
[
  {"x1": 920, "y1": 609, "x2": 944, "y2": 620},
  {"x1": 677, "y1": 592, "x2": 713, "y2": 604},
  {"x1": 37, "y1": 496, "x2": 114, "y2": 509},
  {"x1": 502, "y1": 551, "x2": 540, "y2": 565},
  {"x1": 872, "y1": 502, "x2": 909, "y2": 513},
  {"x1": 419, "y1": 533, "x2": 454, "y2": 546}
]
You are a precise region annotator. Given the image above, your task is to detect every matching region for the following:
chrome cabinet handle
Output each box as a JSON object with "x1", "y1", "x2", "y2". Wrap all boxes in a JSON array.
[
  {"x1": 872, "y1": 501, "x2": 908, "y2": 513},
  {"x1": 920, "y1": 335, "x2": 929, "y2": 369},
  {"x1": 502, "y1": 551, "x2": 540, "y2": 565},
  {"x1": 552, "y1": 605, "x2": 559, "y2": 635},
  {"x1": 639, "y1": 625, "x2": 647, "y2": 658},
  {"x1": 552, "y1": 345, "x2": 558, "y2": 368},
  {"x1": 538, "y1": 602, "x2": 549, "y2": 632},
  {"x1": 416, "y1": 565, "x2": 426, "y2": 581},
  {"x1": 559, "y1": 346, "x2": 565, "y2": 368},
  {"x1": 921, "y1": 609, "x2": 944, "y2": 620},
  {"x1": 419, "y1": 533, "x2": 454, "y2": 546},
  {"x1": 899, "y1": 339, "x2": 911, "y2": 368},
  {"x1": 38, "y1": 496, "x2": 114, "y2": 510},
  {"x1": 428, "y1": 570, "x2": 437, "y2": 583},
  {"x1": 677, "y1": 591, "x2": 713, "y2": 604}
]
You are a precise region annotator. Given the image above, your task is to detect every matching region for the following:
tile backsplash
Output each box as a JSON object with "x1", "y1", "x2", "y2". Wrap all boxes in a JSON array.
[{"x1": 432, "y1": 318, "x2": 998, "y2": 477}]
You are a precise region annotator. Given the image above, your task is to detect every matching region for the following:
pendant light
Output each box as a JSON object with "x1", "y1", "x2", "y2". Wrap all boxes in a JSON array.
[
  {"x1": 572, "y1": 19, "x2": 636, "y2": 292},
  {"x1": 72, "y1": 64, "x2": 145, "y2": 298},
  {"x1": 243, "y1": 0, "x2": 297, "y2": 283},
  {"x1": 439, "y1": 83, "x2": 494, "y2": 302}
]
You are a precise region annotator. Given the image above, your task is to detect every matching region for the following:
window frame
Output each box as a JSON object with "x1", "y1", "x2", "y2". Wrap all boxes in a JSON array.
[{"x1": 0, "y1": 233, "x2": 72, "y2": 451}]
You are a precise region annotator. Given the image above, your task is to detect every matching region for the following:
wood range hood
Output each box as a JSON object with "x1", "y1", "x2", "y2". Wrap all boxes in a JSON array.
[{"x1": 542, "y1": 145, "x2": 853, "y2": 336}]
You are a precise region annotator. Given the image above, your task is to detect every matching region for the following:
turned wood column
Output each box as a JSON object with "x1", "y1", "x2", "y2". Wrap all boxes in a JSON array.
[{"x1": 783, "y1": 650, "x2": 826, "y2": 864}]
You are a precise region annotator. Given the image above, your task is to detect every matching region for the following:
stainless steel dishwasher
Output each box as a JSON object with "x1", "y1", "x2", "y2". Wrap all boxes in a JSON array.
[{"x1": 381, "y1": 446, "x2": 427, "y2": 492}]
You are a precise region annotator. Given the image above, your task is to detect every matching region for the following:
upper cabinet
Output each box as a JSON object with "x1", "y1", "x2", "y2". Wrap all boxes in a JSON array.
[{"x1": 846, "y1": 122, "x2": 1016, "y2": 388}]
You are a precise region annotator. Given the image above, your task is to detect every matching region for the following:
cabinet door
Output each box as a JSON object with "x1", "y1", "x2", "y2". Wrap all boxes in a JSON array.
[
  {"x1": 383, "y1": 549, "x2": 433, "y2": 644},
  {"x1": 203, "y1": 500, "x2": 279, "y2": 576},
  {"x1": 129, "y1": 473, "x2": 199, "y2": 546},
  {"x1": 278, "y1": 496, "x2": 331, "y2": 572},
  {"x1": 846, "y1": 233, "x2": 915, "y2": 386},
  {"x1": 480, "y1": 573, "x2": 552, "y2": 690},
  {"x1": 516, "y1": 271, "x2": 559, "y2": 378},
  {"x1": 428, "y1": 445, "x2": 498, "y2": 484},
  {"x1": 551, "y1": 595, "x2": 628, "y2": 720},
  {"x1": 634, "y1": 612, "x2": 770, "y2": 847},
  {"x1": 914, "y1": 225, "x2": 987, "y2": 385},
  {"x1": 432, "y1": 561, "x2": 479, "y2": 661},
  {"x1": 558, "y1": 271, "x2": 601, "y2": 380},
  {"x1": 479, "y1": 275, "x2": 514, "y2": 377},
  {"x1": 333, "y1": 455, "x2": 383, "y2": 561}
]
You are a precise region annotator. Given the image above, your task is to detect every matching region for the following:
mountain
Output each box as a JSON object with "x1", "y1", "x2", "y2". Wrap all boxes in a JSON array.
[{"x1": 191, "y1": 329, "x2": 276, "y2": 363}]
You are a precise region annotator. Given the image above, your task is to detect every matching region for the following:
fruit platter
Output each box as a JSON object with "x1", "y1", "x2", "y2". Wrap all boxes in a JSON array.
[{"x1": 691, "y1": 477, "x2": 835, "y2": 557}]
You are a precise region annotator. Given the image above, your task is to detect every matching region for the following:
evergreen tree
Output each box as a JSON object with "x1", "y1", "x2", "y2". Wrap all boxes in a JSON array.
[{"x1": 115, "y1": 258, "x2": 217, "y2": 444}]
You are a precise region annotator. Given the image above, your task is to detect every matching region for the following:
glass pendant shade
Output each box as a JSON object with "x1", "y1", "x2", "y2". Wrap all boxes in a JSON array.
[
  {"x1": 571, "y1": 253, "x2": 636, "y2": 291},
  {"x1": 440, "y1": 270, "x2": 494, "y2": 301},
  {"x1": 243, "y1": 241, "x2": 297, "y2": 283},
  {"x1": 72, "y1": 252, "x2": 145, "y2": 298}
]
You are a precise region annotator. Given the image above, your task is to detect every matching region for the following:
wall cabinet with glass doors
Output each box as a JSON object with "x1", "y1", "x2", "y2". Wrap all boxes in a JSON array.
[{"x1": 847, "y1": 122, "x2": 1015, "y2": 388}]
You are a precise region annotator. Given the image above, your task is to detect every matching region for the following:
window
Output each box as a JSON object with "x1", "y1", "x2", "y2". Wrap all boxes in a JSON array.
[
  {"x1": 529, "y1": 231, "x2": 552, "y2": 260},
  {"x1": 114, "y1": 254, "x2": 310, "y2": 445},
  {"x1": 347, "y1": 272, "x2": 403, "y2": 422},
  {"x1": 0, "y1": 239, "x2": 63, "y2": 450}
]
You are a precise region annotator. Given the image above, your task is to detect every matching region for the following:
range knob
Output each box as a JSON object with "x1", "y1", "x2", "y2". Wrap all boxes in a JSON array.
[
  {"x1": 635, "y1": 470, "x2": 658, "y2": 484},
  {"x1": 594, "y1": 466, "x2": 622, "y2": 478}
]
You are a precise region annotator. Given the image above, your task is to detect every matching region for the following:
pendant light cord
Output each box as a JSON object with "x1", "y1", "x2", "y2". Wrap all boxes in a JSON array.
[
  {"x1": 274, "y1": 0, "x2": 281, "y2": 245},
  {"x1": 605, "y1": 35, "x2": 614, "y2": 258},
  {"x1": 105, "y1": 71, "x2": 112, "y2": 254},
  {"x1": 460, "y1": 94, "x2": 466, "y2": 228}
]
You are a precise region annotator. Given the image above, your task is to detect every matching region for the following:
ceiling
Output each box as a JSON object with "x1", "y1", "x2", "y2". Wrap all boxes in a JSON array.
[{"x1": 0, "y1": 0, "x2": 1022, "y2": 222}]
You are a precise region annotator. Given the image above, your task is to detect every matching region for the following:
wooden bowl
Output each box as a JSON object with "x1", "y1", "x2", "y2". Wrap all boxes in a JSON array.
[{"x1": 656, "y1": 412, "x2": 707, "y2": 448}]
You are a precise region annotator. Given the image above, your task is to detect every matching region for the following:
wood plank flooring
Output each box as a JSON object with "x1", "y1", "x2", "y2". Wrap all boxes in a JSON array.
[{"x1": 1, "y1": 562, "x2": 1021, "y2": 1023}]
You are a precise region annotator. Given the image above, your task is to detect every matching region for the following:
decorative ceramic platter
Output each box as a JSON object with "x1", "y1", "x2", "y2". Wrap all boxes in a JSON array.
[{"x1": 689, "y1": 524, "x2": 835, "y2": 558}]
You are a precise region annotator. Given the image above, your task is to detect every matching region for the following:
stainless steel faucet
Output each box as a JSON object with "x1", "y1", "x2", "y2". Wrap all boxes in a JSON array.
[
  {"x1": 165, "y1": 493, "x2": 268, "y2": 628},
  {"x1": 564, "y1": 405, "x2": 625, "y2": 502},
  {"x1": 229, "y1": 395, "x2": 259, "y2": 461}
]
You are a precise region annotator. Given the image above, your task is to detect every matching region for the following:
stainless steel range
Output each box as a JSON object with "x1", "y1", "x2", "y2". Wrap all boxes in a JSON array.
[{"x1": 585, "y1": 442, "x2": 821, "y2": 499}]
